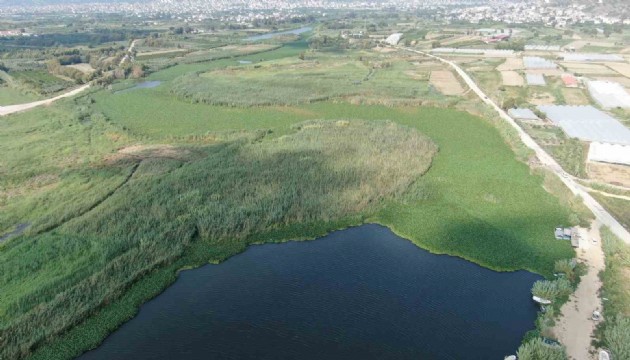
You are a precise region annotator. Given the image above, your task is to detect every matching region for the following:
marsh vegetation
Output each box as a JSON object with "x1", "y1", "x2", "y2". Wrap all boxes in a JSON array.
[{"x1": 0, "y1": 26, "x2": 582, "y2": 360}]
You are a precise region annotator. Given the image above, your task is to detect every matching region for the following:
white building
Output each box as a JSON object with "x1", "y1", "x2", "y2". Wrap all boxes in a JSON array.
[{"x1": 384, "y1": 33, "x2": 403, "y2": 46}]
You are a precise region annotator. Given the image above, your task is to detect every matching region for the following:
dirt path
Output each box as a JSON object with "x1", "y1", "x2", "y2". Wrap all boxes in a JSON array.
[
  {"x1": 586, "y1": 188, "x2": 630, "y2": 201},
  {"x1": 0, "y1": 84, "x2": 90, "y2": 116},
  {"x1": 554, "y1": 221, "x2": 605, "y2": 360}
]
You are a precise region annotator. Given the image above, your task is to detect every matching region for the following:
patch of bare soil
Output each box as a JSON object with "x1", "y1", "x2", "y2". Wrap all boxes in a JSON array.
[
  {"x1": 429, "y1": 70, "x2": 464, "y2": 95},
  {"x1": 105, "y1": 145, "x2": 193, "y2": 164},
  {"x1": 500, "y1": 71, "x2": 524, "y2": 86},
  {"x1": 496, "y1": 58, "x2": 524, "y2": 71},
  {"x1": 588, "y1": 162, "x2": 630, "y2": 188}
]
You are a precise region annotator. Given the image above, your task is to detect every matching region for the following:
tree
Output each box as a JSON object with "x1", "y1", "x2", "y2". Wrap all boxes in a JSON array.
[
  {"x1": 431, "y1": 41, "x2": 441, "y2": 49},
  {"x1": 131, "y1": 64, "x2": 145, "y2": 79}
]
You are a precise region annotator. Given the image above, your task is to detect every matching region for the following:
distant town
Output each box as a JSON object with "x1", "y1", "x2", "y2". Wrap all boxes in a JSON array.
[{"x1": 0, "y1": 0, "x2": 628, "y2": 27}]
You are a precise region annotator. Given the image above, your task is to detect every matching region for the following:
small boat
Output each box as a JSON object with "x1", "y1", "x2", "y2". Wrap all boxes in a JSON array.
[{"x1": 533, "y1": 296, "x2": 552, "y2": 305}]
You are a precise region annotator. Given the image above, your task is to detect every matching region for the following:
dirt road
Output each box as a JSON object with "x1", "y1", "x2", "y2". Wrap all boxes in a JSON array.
[
  {"x1": 0, "y1": 84, "x2": 90, "y2": 117},
  {"x1": 401, "y1": 46, "x2": 630, "y2": 245},
  {"x1": 119, "y1": 39, "x2": 139, "y2": 66},
  {"x1": 554, "y1": 222, "x2": 605, "y2": 360}
]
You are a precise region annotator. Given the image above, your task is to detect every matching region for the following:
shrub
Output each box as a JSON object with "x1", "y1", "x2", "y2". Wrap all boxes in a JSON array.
[{"x1": 517, "y1": 338, "x2": 567, "y2": 360}]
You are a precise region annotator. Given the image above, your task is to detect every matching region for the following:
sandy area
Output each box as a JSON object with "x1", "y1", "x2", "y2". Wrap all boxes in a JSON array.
[
  {"x1": 429, "y1": 70, "x2": 464, "y2": 95},
  {"x1": 588, "y1": 162, "x2": 630, "y2": 188},
  {"x1": 553, "y1": 221, "x2": 605, "y2": 360},
  {"x1": 501, "y1": 71, "x2": 524, "y2": 86},
  {"x1": 497, "y1": 58, "x2": 523, "y2": 71}
]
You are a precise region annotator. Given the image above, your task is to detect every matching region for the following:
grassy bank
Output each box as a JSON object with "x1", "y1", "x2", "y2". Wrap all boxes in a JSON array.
[{"x1": 598, "y1": 227, "x2": 630, "y2": 359}]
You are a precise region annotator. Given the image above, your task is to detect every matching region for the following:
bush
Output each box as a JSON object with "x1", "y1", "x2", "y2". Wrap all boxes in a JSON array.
[
  {"x1": 554, "y1": 259, "x2": 576, "y2": 281},
  {"x1": 531, "y1": 278, "x2": 573, "y2": 301},
  {"x1": 517, "y1": 338, "x2": 567, "y2": 360}
]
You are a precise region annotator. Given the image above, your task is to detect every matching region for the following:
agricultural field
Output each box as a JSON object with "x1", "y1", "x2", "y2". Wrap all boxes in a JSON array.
[{"x1": 561, "y1": 88, "x2": 590, "y2": 105}]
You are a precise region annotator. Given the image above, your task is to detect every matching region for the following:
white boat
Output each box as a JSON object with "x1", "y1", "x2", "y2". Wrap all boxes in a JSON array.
[{"x1": 533, "y1": 296, "x2": 552, "y2": 305}]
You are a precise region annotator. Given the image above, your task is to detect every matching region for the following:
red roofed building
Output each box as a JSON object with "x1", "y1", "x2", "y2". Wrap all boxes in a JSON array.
[{"x1": 561, "y1": 74, "x2": 578, "y2": 88}]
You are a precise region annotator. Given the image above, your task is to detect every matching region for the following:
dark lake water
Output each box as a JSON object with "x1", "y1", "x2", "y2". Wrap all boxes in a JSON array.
[
  {"x1": 245, "y1": 26, "x2": 312, "y2": 41},
  {"x1": 78, "y1": 224, "x2": 541, "y2": 360}
]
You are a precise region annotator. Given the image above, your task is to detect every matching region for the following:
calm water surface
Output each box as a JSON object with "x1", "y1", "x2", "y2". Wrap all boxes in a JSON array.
[
  {"x1": 79, "y1": 224, "x2": 541, "y2": 360},
  {"x1": 245, "y1": 26, "x2": 312, "y2": 41}
]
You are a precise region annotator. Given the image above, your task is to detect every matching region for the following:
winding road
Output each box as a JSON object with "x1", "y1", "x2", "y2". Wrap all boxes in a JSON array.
[
  {"x1": 402, "y1": 46, "x2": 630, "y2": 244},
  {"x1": 0, "y1": 39, "x2": 139, "y2": 117},
  {"x1": 0, "y1": 84, "x2": 90, "y2": 116}
]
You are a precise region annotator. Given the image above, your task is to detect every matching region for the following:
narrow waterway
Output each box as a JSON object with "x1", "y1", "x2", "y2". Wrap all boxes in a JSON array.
[{"x1": 79, "y1": 224, "x2": 541, "y2": 359}]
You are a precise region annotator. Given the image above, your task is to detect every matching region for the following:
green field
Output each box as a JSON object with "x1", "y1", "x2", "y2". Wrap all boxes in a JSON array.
[
  {"x1": 10, "y1": 70, "x2": 74, "y2": 95},
  {"x1": 0, "y1": 86, "x2": 41, "y2": 105},
  {"x1": 1, "y1": 38, "x2": 579, "y2": 360}
]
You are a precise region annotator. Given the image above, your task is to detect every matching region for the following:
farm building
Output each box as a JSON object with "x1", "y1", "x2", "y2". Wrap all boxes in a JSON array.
[
  {"x1": 384, "y1": 33, "x2": 403, "y2": 46},
  {"x1": 587, "y1": 80, "x2": 630, "y2": 109},
  {"x1": 561, "y1": 74, "x2": 578, "y2": 88},
  {"x1": 561, "y1": 53, "x2": 624, "y2": 62},
  {"x1": 588, "y1": 142, "x2": 630, "y2": 166},
  {"x1": 524, "y1": 45, "x2": 561, "y2": 51},
  {"x1": 524, "y1": 57, "x2": 557, "y2": 69},
  {"x1": 537, "y1": 105, "x2": 630, "y2": 145},
  {"x1": 554, "y1": 227, "x2": 579, "y2": 248},
  {"x1": 526, "y1": 73, "x2": 546, "y2": 86},
  {"x1": 508, "y1": 108, "x2": 540, "y2": 121}
]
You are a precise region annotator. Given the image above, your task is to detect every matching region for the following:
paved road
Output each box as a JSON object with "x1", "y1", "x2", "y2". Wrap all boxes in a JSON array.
[
  {"x1": 402, "y1": 47, "x2": 630, "y2": 244},
  {"x1": 0, "y1": 84, "x2": 90, "y2": 117}
]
